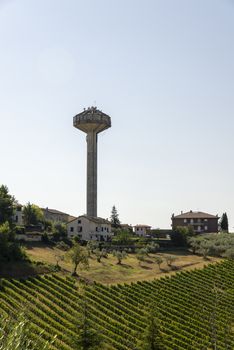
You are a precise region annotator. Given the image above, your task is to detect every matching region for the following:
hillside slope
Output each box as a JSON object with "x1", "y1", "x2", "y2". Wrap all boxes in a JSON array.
[{"x1": 0, "y1": 260, "x2": 234, "y2": 349}]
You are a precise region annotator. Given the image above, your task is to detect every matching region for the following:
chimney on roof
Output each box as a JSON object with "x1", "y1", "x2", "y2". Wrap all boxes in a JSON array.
[{"x1": 190, "y1": 210, "x2": 192, "y2": 213}]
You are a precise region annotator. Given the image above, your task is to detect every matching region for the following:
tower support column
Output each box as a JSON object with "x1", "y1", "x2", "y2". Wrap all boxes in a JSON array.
[{"x1": 86, "y1": 131, "x2": 97, "y2": 217}]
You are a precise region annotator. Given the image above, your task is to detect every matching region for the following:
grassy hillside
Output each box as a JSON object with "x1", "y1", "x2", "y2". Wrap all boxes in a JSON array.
[
  {"x1": 25, "y1": 243, "x2": 220, "y2": 284},
  {"x1": 0, "y1": 260, "x2": 234, "y2": 349}
]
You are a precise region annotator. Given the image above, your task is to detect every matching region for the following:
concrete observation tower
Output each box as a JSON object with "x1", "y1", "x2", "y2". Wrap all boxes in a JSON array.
[{"x1": 73, "y1": 107, "x2": 111, "y2": 218}]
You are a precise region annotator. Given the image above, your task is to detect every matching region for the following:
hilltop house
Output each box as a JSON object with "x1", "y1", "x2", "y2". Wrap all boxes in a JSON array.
[
  {"x1": 42, "y1": 208, "x2": 75, "y2": 223},
  {"x1": 13, "y1": 205, "x2": 24, "y2": 226},
  {"x1": 171, "y1": 211, "x2": 219, "y2": 233},
  {"x1": 133, "y1": 224, "x2": 151, "y2": 237},
  {"x1": 67, "y1": 215, "x2": 113, "y2": 241}
]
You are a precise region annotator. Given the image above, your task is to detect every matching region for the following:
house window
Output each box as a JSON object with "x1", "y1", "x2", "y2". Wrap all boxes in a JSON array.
[
  {"x1": 78, "y1": 226, "x2": 82, "y2": 232},
  {"x1": 205, "y1": 226, "x2": 208, "y2": 230},
  {"x1": 96, "y1": 227, "x2": 98, "y2": 232},
  {"x1": 70, "y1": 227, "x2": 74, "y2": 232},
  {"x1": 78, "y1": 220, "x2": 81, "y2": 224},
  {"x1": 15, "y1": 215, "x2": 18, "y2": 222},
  {"x1": 190, "y1": 219, "x2": 193, "y2": 223},
  {"x1": 107, "y1": 228, "x2": 109, "y2": 232},
  {"x1": 101, "y1": 227, "x2": 104, "y2": 232},
  {"x1": 204, "y1": 219, "x2": 208, "y2": 222},
  {"x1": 184, "y1": 219, "x2": 187, "y2": 223}
]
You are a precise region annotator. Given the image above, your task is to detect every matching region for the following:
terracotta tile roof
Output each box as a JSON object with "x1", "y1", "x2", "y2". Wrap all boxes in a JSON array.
[
  {"x1": 42, "y1": 208, "x2": 69, "y2": 216},
  {"x1": 67, "y1": 215, "x2": 111, "y2": 225},
  {"x1": 173, "y1": 211, "x2": 218, "y2": 219}
]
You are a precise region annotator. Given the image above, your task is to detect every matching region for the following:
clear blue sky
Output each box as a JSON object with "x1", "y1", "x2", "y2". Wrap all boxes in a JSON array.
[{"x1": 0, "y1": 0, "x2": 234, "y2": 229}]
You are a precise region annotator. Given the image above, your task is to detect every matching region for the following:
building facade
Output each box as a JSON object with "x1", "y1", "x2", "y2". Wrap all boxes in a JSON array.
[
  {"x1": 133, "y1": 225, "x2": 151, "y2": 237},
  {"x1": 13, "y1": 205, "x2": 24, "y2": 226},
  {"x1": 42, "y1": 208, "x2": 73, "y2": 223},
  {"x1": 171, "y1": 211, "x2": 219, "y2": 233},
  {"x1": 67, "y1": 215, "x2": 113, "y2": 241}
]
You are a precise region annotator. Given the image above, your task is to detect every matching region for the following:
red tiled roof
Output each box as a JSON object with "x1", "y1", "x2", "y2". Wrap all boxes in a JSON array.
[{"x1": 173, "y1": 211, "x2": 218, "y2": 219}]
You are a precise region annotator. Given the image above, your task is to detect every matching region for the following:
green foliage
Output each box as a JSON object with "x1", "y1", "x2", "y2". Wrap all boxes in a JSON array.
[
  {"x1": 0, "y1": 261, "x2": 234, "y2": 349},
  {"x1": 136, "y1": 248, "x2": 148, "y2": 264},
  {"x1": 73, "y1": 296, "x2": 104, "y2": 350},
  {"x1": 171, "y1": 226, "x2": 194, "y2": 247},
  {"x1": 51, "y1": 222, "x2": 67, "y2": 241},
  {"x1": 165, "y1": 256, "x2": 176, "y2": 267},
  {"x1": 67, "y1": 243, "x2": 89, "y2": 276},
  {"x1": 0, "y1": 222, "x2": 26, "y2": 262},
  {"x1": 115, "y1": 230, "x2": 131, "y2": 244},
  {"x1": 93, "y1": 248, "x2": 108, "y2": 263},
  {"x1": 56, "y1": 241, "x2": 70, "y2": 251},
  {"x1": 110, "y1": 206, "x2": 121, "y2": 228},
  {"x1": 112, "y1": 250, "x2": 127, "y2": 264},
  {"x1": 136, "y1": 309, "x2": 165, "y2": 350},
  {"x1": 220, "y1": 212, "x2": 229, "y2": 232},
  {"x1": 188, "y1": 233, "x2": 234, "y2": 258},
  {"x1": 154, "y1": 256, "x2": 163, "y2": 269},
  {"x1": 0, "y1": 185, "x2": 15, "y2": 225},
  {"x1": 86, "y1": 241, "x2": 99, "y2": 256},
  {"x1": 0, "y1": 313, "x2": 55, "y2": 350},
  {"x1": 222, "y1": 247, "x2": 234, "y2": 259},
  {"x1": 146, "y1": 242, "x2": 160, "y2": 253},
  {"x1": 23, "y1": 202, "x2": 43, "y2": 226}
]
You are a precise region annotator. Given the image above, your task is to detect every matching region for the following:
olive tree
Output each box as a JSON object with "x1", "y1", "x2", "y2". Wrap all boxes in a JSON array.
[{"x1": 67, "y1": 243, "x2": 89, "y2": 276}]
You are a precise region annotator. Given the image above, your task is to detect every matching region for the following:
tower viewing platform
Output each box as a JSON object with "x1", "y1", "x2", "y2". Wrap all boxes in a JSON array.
[{"x1": 73, "y1": 107, "x2": 111, "y2": 218}]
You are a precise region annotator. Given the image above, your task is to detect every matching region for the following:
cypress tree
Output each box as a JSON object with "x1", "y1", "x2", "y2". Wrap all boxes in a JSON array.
[
  {"x1": 110, "y1": 205, "x2": 121, "y2": 228},
  {"x1": 220, "y1": 213, "x2": 229, "y2": 232}
]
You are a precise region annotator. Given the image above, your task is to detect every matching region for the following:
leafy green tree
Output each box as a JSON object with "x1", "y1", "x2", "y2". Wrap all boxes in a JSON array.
[
  {"x1": 165, "y1": 256, "x2": 176, "y2": 268},
  {"x1": 222, "y1": 247, "x2": 234, "y2": 259},
  {"x1": 23, "y1": 203, "x2": 43, "y2": 226},
  {"x1": 67, "y1": 243, "x2": 89, "y2": 276},
  {"x1": 136, "y1": 308, "x2": 165, "y2": 350},
  {"x1": 93, "y1": 248, "x2": 107, "y2": 263},
  {"x1": 115, "y1": 230, "x2": 131, "y2": 244},
  {"x1": 86, "y1": 241, "x2": 99, "y2": 256},
  {"x1": 198, "y1": 240, "x2": 212, "y2": 260},
  {"x1": 171, "y1": 226, "x2": 194, "y2": 247},
  {"x1": 154, "y1": 256, "x2": 163, "y2": 270},
  {"x1": 52, "y1": 222, "x2": 67, "y2": 241},
  {"x1": 0, "y1": 222, "x2": 26, "y2": 262},
  {"x1": 147, "y1": 242, "x2": 160, "y2": 254},
  {"x1": 220, "y1": 212, "x2": 229, "y2": 232},
  {"x1": 110, "y1": 205, "x2": 121, "y2": 228},
  {"x1": 136, "y1": 248, "x2": 148, "y2": 265},
  {"x1": 112, "y1": 250, "x2": 127, "y2": 265},
  {"x1": 0, "y1": 185, "x2": 15, "y2": 225}
]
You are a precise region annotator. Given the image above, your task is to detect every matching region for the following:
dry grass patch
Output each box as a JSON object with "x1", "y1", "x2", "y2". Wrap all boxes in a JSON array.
[{"x1": 25, "y1": 244, "x2": 221, "y2": 285}]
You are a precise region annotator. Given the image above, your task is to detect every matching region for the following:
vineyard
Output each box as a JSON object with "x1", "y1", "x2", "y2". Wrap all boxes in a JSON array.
[{"x1": 0, "y1": 260, "x2": 234, "y2": 349}]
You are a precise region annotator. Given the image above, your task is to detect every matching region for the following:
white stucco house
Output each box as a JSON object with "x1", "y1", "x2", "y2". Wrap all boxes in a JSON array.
[
  {"x1": 67, "y1": 215, "x2": 113, "y2": 241},
  {"x1": 133, "y1": 224, "x2": 151, "y2": 237},
  {"x1": 13, "y1": 205, "x2": 24, "y2": 226}
]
